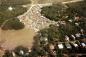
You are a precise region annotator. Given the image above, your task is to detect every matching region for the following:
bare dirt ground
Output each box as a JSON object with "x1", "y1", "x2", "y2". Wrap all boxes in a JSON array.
[
  {"x1": 0, "y1": 28, "x2": 36, "y2": 50},
  {"x1": 31, "y1": 0, "x2": 72, "y2": 4}
]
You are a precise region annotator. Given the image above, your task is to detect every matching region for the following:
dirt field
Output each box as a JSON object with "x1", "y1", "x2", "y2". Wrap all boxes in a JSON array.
[
  {"x1": 0, "y1": 28, "x2": 36, "y2": 50},
  {"x1": 31, "y1": 0, "x2": 72, "y2": 4}
]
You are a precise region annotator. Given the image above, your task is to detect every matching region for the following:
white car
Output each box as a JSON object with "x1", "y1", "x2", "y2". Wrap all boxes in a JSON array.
[
  {"x1": 65, "y1": 43, "x2": 72, "y2": 49},
  {"x1": 81, "y1": 43, "x2": 86, "y2": 47},
  {"x1": 58, "y1": 43, "x2": 64, "y2": 49},
  {"x1": 71, "y1": 42, "x2": 78, "y2": 47}
]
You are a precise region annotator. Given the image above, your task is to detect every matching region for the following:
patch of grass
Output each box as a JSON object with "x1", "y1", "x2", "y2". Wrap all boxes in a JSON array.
[
  {"x1": 1, "y1": 0, "x2": 31, "y2": 5},
  {"x1": 0, "y1": 5, "x2": 27, "y2": 18}
]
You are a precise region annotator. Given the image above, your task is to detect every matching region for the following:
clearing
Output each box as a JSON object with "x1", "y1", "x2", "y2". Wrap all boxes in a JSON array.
[{"x1": 0, "y1": 28, "x2": 36, "y2": 50}]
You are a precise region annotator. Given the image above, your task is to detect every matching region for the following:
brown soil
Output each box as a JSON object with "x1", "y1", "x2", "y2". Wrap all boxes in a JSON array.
[{"x1": 0, "y1": 28, "x2": 36, "y2": 50}]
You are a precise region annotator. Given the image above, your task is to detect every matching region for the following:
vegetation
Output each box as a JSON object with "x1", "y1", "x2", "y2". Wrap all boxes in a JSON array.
[
  {"x1": 59, "y1": 22, "x2": 78, "y2": 35},
  {"x1": 0, "y1": 17, "x2": 6, "y2": 26},
  {"x1": 3, "y1": 50, "x2": 13, "y2": 57},
  {"x1": 34, "y1": 1, "x2": 86, "y2": 56},
  {"x1": 2, "y1": 0, "x2": 86, "y2": 57},
  {"x1": 56, "y1": 49, "x2": 63, "y2": 57},
  {"x1": 0, "y1": 5, "x2": 27, "y2": 18},
  {"x1": 0, "y1": 0, "x2": 31, "y2": 30},
  {"x1": 0, "y1": 6, "x2": 26, "y2": 29},
  {"x1": 66, "y1": 0, "x2": 86, "y2": 17},
  {"x1": 30, "y1": 48, "x2": 47, "y2": 57},
  {"x1": 36, "y1": 22, "x2": 78, "y2": 43},
  {"x1": 41, "y1": 1, "x2": 86, "y2": 21},
  {"x1": 41, "y1": 4, "x2": 66, "y2": 21},
  {"x1": 3, "y1": 46, "x2": 29, "y2": 57},
  {"x1": 1, "y1": 0, "x2": 31, "y2": 5},
  {"x1": 14, "y1": 46, "x2": 28, "y2": 56},
  {"x1": 1, "y1": 18, "x2": 24, "y2": 30}
]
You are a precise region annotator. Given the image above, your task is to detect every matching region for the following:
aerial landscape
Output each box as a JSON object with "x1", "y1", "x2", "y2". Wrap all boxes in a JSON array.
[{"x1": 0, "y1": 0, "x2": 86, "y2": 57}]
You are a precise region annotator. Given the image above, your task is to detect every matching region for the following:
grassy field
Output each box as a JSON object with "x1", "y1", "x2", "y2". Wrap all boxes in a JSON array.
[{"x1": 0, "y1": 28, "x2": 36, "y2": 50}]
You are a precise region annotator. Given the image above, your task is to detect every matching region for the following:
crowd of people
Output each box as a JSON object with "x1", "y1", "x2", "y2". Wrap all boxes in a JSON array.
[
  {"x1": 0, "y1": 0, "x2": 86, "y2": 57},
  {"x1": 18, "y1": 4, "x2": 57, "y2": 32}
]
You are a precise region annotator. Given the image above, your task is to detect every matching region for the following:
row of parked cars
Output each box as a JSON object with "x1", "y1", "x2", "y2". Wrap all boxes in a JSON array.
[
  {"x1": 64, "y1": 33, "x2": 86, "y2": 41},
  {"x1": 58, "y1": 42, "x2": 86, "y2": 53}
]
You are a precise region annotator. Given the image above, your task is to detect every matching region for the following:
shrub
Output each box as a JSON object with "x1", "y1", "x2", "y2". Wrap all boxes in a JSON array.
[
  {"x1": 1, "y1": 18, "x2": 24, "y2": 30},
  {"x1": 41, "y1": 4, "x2": 66, "y2": 21},
  {"x1": 14, "y1": 46, "x2": 28, "y2": 56}
]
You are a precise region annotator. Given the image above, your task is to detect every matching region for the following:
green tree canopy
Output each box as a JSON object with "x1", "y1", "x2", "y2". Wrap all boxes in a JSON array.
[
  {"x1": 0, "y1": 5, "x2": 27, "y2": 18},
  {"x1": 2, "y1": 50, "x2": 13, "y2": 57},
  {"x1": 14, "y1": 46, "x2": 28, "y2": 56},
  {"x1": 39, "y1": 24, "x2": 65, "y2": 42},
  {"x1": 66, "y1": 0, "x2": 86, "y2": 17},
  {"x1": 41, "y1": 1, "x2": 86, "y2": 21},
  {"x1": 37, "y1": 22, "x2": 79, "y2": 43},
  {"x1": 0, "y1": 0, "x2": 31, "y2": 30},
  {"x1": 2, "y1": 18, "x2": 24, "y2": 30},
  {"x1": 0, "y1": 0, "x2": 31, "y2": 5},
  {"x1": 59, "y1": 22, "x2": 78, "y2": 35},
  {"x1": 41, "y1": 4, "x2": 66, "y2": 21}
]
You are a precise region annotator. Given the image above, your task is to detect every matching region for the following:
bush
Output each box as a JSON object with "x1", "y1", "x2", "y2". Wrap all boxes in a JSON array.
[
  {"x1": 0, "y1": 5, "x2": 27, "y2": 18},
  {"x1": 14, "y1": 46, "x2": 28, "y2": 56},
  {"x1": 66, "y1": 1, "x2": 86, "y2": 17},
  {"x1": 59, "y1": 22, "x2": 78, "y2": 35},
  {"x1": 41, "y1": 1, "x2": 86, "y2": 21},
  {"x1": 1, "y1": 18, "x2": 24, "y2": 30},
  {"x1": 0, "y1": 17, "x2": 7, "y2": 26},
  {"x1": 1, "y1": 0, "x2": 31, "y2": 5},
  {"x1": 41, "y1": 4, "x2": 66, "y2": 21},
  {"x1": 37, "y1": 24, "x2": 65, "y2": 42},
  {"x1": 3, "y1": 50, "x2": 13, "y2": 57}
]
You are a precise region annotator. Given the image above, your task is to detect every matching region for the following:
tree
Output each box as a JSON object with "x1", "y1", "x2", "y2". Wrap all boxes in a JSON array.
[
  {"x1": 36, "y1": 48, "x2": 47, "y2": 56},
  {"x1": 59, "y1": 22, "x2": 78, "y2": 35},
  {"x1": 0, "y1": 0, "x2": 31, "y2": 30},
  {"x1": 41, "y1": 1, "x2": 86, "y2": 22},
  {"x1": 14, "y1": 46, "x2": 28, "y2": 56},
  {"x1": 66, "y1": 0, "x2": 86, "y2": 17},
  {"x1": 1, "y1": 0, "x2": 31, "y2": 5},
  {"x1": 56, "y1": 49, "x2": 63, "y2": 57},
  {"x1": 37, "y1": 24, "x2": 65, "y2": 43},
  {"x1": 0, "y1": 5, "x2": 27, "y2": 18},
  {"x1": 47, "y1": 25, "x2": 65, "y2": 42},
  {"x1": 2, "y1": 18, "x2": 24, "y2": 30},
  {"x1": 41, "y1": 4, "x2": 66, "y2": 21},
  {"x1": 0, "y1": 17, "x2": 6, "y2": 26},
  {"x1": 3, "y1": 50, "x2": 13, "y2": 57}
]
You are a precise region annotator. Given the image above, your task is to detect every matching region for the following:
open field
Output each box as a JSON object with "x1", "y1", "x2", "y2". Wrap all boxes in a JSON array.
[
  {"x1": 31, "y1": 0, "x2": 73, "y2": 4},
  {"x1": 0, "y1": 28, "x2": 36, "y2": 50}
]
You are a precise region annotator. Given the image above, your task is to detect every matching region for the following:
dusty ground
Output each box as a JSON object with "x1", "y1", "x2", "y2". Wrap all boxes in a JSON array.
[
  {"x1": 0, "y1": 28, "x2": 36, "y2": 50},
  {"x1": 31, "y1": 0, "x2": 72, "y2": 4}
]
